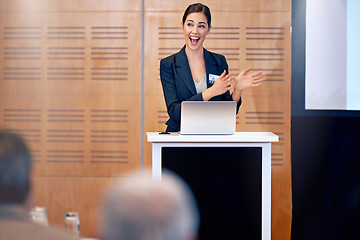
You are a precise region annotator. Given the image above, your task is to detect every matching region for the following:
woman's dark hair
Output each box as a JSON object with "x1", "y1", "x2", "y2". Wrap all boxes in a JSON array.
[{"x1": 182, "y1": 3, "x2": 211, "y2": 26}]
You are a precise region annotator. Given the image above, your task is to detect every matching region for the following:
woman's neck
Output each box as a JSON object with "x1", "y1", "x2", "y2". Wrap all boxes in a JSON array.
[{"x1": 185, "y1": 45, "x2": 204, "y2": 60}]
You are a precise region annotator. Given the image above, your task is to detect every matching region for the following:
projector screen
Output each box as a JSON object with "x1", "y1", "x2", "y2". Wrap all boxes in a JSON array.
[{"x1": 305, "y1": 0, "x2": 360, "y2": 110}]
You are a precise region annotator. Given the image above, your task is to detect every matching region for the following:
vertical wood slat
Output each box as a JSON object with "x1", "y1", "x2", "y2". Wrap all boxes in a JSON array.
[{"x1": 0, "y1": 0, "x2": 142, "y2": 237}]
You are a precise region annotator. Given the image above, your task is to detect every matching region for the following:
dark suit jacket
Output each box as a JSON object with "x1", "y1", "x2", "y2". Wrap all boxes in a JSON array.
[{"x1": 160, "y1": 46, "x2": 241, "y2": 132}]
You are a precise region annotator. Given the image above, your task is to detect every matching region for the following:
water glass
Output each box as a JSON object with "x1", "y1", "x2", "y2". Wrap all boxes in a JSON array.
[
  {"x1": 65, "y1": 211, "x2": 80, "y2": 239},
  {"x1": 29, "y1": 206, "x2": 49, "y2": 226}
]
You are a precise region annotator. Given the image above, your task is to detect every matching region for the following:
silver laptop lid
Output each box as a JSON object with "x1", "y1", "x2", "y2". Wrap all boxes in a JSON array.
[{"x1": 180, "y1": 101, "x2": 237, "y2": 135}]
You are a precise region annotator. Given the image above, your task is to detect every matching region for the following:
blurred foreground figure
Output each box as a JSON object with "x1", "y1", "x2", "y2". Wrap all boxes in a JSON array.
[
  {"x1": 0, "y1": 130, "x2": 73, "y2": 240},
  {"x1": 101, "y1": 171, "x2": 199, "y2": 240}
]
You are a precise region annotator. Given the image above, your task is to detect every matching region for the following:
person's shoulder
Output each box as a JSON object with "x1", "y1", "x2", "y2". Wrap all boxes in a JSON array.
[
  {"x1": 205, "y1": 48, "x2": 226, "y2": 62},
  {"x1": 160, "y1": 46, "x2": 185, "y2": 66},
  {"x1": 31, "y1": 222, "x2": 76, "y2": 240},
  {"x1": 26, "y1": 221, "x2": 75, "y2": 240},
  {"x1": 160, "y1": 53, "x2": 176, "y2": 65},
  {"x1": 32, "y1": 223, "x2": 75, "y2": 240},
  {"x1": 0, "y1": 219, "x2": 75, "y2": 240},
  {"x1": 161, "y1": 52, "x2": 178, "y2": 65},
  {"x1": 204, "y1": 48, "x2": 227, "y2": 68}
]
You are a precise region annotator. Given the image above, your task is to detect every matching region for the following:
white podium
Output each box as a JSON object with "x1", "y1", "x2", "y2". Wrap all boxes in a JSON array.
[{"x1": 147, "y1": 132, "x2": 278, "y2": 240}]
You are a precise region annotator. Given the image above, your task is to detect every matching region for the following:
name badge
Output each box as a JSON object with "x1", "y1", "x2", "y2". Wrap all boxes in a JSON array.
[{"x1": 209, "y1": 74, "x2": 220, "y2": 84}]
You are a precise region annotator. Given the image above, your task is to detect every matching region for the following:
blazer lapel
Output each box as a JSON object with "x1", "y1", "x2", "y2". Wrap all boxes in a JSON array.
[
  {"x1": 204, "y1": 48, "x2": 219, "y2": 88},
  {"x1": 174, "y1": 46, "x2": 197, "y2": 95}
]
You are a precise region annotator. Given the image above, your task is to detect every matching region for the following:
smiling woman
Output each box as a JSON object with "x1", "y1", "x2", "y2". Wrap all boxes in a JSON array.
[{"x1": 159, "y1": 3, "x2": 266, "y2": 132}]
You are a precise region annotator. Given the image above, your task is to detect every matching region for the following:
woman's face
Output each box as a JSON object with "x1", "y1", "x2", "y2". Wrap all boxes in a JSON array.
[{"x1": 182, "y1": 12, "x2": 211, "y2": 51}]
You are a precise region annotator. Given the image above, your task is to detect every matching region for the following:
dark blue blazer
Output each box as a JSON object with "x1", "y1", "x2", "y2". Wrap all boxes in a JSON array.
[{"x1": 160, "y1": 46, "x2": 241, "y2": 132}]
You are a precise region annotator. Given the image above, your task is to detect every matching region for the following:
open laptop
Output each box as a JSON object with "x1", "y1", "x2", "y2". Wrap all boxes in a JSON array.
[{"x1": 180, "y1": 101, "x2": 237, "y2": 135}]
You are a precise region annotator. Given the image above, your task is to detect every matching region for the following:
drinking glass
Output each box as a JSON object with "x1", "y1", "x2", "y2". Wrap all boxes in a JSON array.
[{"x1": 65, "y1": 211, "x2": 80, "y2": 239}]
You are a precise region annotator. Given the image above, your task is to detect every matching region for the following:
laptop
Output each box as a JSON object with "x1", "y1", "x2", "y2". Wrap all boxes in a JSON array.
[{"x1": 180, "y1": 101, "x2": 237, "y2": 135}]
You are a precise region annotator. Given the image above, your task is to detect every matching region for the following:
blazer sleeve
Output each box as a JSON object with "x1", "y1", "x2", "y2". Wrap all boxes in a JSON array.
[{"x1": 160, "y1": 58, "x2": 203, "y2": 128}]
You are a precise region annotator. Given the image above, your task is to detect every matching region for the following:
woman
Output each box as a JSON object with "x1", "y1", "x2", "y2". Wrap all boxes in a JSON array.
[{"x1": 160, "y1": 3, "x2": 265, "y2": 132}]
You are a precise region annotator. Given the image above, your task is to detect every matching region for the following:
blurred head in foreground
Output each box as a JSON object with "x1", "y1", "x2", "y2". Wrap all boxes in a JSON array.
[
  {"x1": 0, "y1": 130, "x2": 81, "y2": 240},
  {"x1": 101, "y1": 171, "x2": 199, "y2": 240},
  {"x1": 0, "y1": 130, "x2": 32, "y2": 205}
]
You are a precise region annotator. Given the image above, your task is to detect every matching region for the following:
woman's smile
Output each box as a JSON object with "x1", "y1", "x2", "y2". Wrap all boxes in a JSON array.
[{"x1": 190, "y1": 36, "x2": 200, "y2": 45}]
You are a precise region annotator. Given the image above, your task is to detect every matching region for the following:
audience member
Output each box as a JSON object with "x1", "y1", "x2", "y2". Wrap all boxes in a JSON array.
[
  {"x1": 0, "y1": 130, "x2": 74, "y2": 240},
  {"x1": 100, "y1": 170, "x2": 199, "y2": 240}
]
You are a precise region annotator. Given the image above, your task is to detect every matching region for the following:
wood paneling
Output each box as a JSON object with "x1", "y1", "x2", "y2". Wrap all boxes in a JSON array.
[
  {"x1": 1, "y1": 0, "x2": 141, "y2": 12},
  {"x1": 272, "y1": 179, "x2": 292, "y2": 240},
  {"x1": 144, "y1": 2, "x2": 291, "y2": 240},
  {"x1": 145, "y1": 0, "x2": 291, "y2": 12},
  {"x1": 0, "y1": 0, "x2": 142, "y2": 237}
]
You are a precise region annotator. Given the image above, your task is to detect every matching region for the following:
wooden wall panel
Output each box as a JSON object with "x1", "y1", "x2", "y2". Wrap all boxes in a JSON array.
[
  {"x1": 145, "y1": 0, "x2": 291, "y2": 12},
  {"x1": 144, "y1": 2, "x2": 291, "y2": 240},
  {"x1": 1, "y1": 0, "x2": 141, "y2": 12},
  {"x1": 42, "y1": 11, "x2": 142, "y2": 96},
  {"x1": 0, "y1": 0, "x2": 142, "y2": 237},
  {"x1": 44, "y1": 0, "x2": 141, "y2": 12},
  {"x1": 1, "y1": 13, "x2": 43, "y2": 95},
  {"x1": 1, "y1": 0, "x2": 46, "y2": 12},
  {"x1": 272, "y1": 179, "x2": 292, "y2": 239},
  {"x1": 1, "y1": 13, "x2": 142, "y2": 175}
]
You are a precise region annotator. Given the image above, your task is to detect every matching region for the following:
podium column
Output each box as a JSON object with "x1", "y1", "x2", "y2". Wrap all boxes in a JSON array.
[{"x1": 147, "y1": 132, "x2": 278, "y2": 240}]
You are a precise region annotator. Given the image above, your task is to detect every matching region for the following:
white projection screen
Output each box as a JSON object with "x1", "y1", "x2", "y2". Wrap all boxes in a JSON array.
[{"x1": 305, "y1": 0, "x2": 360, "y2": 110}]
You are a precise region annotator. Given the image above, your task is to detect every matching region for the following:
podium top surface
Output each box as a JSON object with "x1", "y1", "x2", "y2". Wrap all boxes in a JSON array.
[{"x1": 147, "y1": 132, "x2": 279, "y2": 143}]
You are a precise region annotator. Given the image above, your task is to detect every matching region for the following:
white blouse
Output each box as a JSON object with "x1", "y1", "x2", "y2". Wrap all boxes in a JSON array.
[{"x1": 194, "y1": 74, "x2": 207, "y2": 94}]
